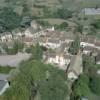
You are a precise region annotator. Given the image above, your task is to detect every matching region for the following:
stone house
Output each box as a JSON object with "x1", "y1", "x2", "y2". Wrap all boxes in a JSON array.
[{"x1": 0, "y1": 32, "x2": 13, "y2": 42}]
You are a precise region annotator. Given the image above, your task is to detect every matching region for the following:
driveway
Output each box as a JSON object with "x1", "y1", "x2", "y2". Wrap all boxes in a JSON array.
[{"x1": 0, "y1": 53, "x2": 31, "y2": 67}]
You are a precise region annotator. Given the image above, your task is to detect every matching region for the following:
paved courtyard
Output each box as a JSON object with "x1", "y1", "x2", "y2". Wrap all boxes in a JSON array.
[{"x1": 0, "y1": 53, "x2": 31, "y2": 67}]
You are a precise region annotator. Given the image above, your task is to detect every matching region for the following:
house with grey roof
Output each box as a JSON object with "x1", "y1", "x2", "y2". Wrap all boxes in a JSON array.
[
  {"x1": 0, "y1": 80, "x2": 9, "y2": 95},
  {"x1": 0, "y1": 74, "x2": 9, "y2": 95},
  {"x1": 82, "y1": 8, "x2": 100, "y2": 15}
]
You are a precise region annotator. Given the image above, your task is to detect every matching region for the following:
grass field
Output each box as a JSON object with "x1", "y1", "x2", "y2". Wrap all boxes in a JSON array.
[
  {"x1": 0, "y1": 66, "x2": 14, "y2": 74},
  {"x1": 1, "y1": 0, "x2": 100, "y2": 10},
  {"x1": 0, "y1": 0, "x2": 100, "y2": 17},
  {"x1": 62, "y1": 0, "x2": 100, "y2": 10},
  {"x1": 39, "y1": 18, "x2": 76, "y2": 26}
]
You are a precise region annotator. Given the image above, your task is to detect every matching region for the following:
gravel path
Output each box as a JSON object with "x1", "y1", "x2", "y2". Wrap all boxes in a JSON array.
[{"x1": 0, "y1": 53, "x2": 31, "y2": 67}]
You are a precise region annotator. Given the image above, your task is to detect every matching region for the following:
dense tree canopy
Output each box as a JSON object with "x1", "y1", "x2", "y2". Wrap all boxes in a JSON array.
[
  {"x1": 3, "y1": 41, "x2": 24, "y2": 55},
  {"x1": 72, "y1": 74, "x2": 90, "y2": 100},
  {"x1": 82, "y1": 55, "x2": 97, "y2": 77},
  {"x1": 2, "y1": 60, "x2": 68, "y2": 100},
  {"x1": 0, "y1": 7, "x2": 22, "y2": 32},
  {"x1": 30, "y1": 43, "x2": 43, "y2": 60},
  {"x1": 90, "y1": 75, "x2": 100, "y2": 95},
  {"x1": 71, "y1": 55, "x2": 100, "y2": 100},
  {"x1": 91, "y1": 19, "x2": 100, "y2": 29},
  {"x1": 55, "y1": 22, "x2": 68, "y2": 30},
  {"x1": 57, "y1": 8, "x2": 73, "y2": 19},
  {"x1": 68, "y1": 35, "x2": 80, "y2": 55}
]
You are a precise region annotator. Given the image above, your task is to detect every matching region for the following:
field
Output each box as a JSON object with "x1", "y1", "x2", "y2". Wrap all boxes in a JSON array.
[
  {"x1": 0, "y1": 0, "x2": 100, "y2": 19},
  {"x1": 1, "y1": 0, "x2": 100, "y2": 16},
  {"x1": 0, "y1": 0, "x2": 100, "y2": 9},
  {"x1": 62, "y1": 0, "x2": 100, "y2": 9},
  {"x1": 0, "y1": 66, "x2": 14, "y2": 74},
  {"x1": 38, "y1": 18, "x2": 76, "y2": 27}
]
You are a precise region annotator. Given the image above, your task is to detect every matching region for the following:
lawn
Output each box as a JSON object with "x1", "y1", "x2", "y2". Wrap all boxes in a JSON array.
[
  {"x1": 0, "y1": 66, "x2": 14, "y2": 74},
  {"x1": 63, "y1": 0, "x2": 100, "y2": 10},
  {"x1": 39, "y1": 18, "x2": 76, "y2": 27}
]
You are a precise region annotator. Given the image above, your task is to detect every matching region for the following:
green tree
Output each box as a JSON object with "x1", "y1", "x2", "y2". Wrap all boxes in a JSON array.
[
  {"x1": 56, "y1": 22, "x2": 68, "y2": 30},
  {"x1": 68, "y1": 35, "x2": 80, "y2": 55},
  {"x1": 3, "y1": 41, "x2": 24, "y2": 55},
  {"x1": 31, "y1": 44, "x2": 43, "y2": 60},
  {"x1": 88, "y1": 26, "x2": 97, "y2": 35},
  {"x1": 0, "y1": 7, "x2": 22, "y2": 32},
  {"x1": 3, "y1": 61, "x2": 68, "y2": 100},
  {"x1": 36, "y1": 20, "x2": 50, "y2": 27},
  {"x1": 90, "y1": 75, "x2": 100, "y2": 95},
  {"x1": 72, "y1": 74, "x2": 90, "y2": 99},
  {"x1": 74, "y1": 24, "x2": 83, "y2": 34},
  {"x1": 39, "y1": 66, "x2": 68, "y2": 100},
  {"x1": 91, "y1": 19, "x2": 100, "y2": 29},
  {"x1": 57, "y1": 8, "x2": 73, "y2": 19},
  {"x1": 82, "y1": 55, "x2": 96, "y2": 77}
]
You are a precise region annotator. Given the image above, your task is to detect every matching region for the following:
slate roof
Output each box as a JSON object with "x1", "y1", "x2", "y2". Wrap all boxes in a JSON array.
[
  {"x1": 82, "y1": 8, "x2": 100, "y2": 15},
  {"x1": 0, "y1": 80, "x2": 8, "y2": 92}
]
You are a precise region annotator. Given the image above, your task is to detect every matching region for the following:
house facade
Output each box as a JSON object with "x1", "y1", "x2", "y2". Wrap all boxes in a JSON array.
[{"x1": 0, "y1": 32, "x2": 13, "y2": 42}]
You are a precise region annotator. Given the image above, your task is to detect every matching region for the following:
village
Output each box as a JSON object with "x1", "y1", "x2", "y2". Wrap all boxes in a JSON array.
[
  {"x1": 0, "y1": 18, "x2": 100, "y2": 79},
  {"x1": 0, "y1": 0, "x2": 100, "y2": 99},
  {"x1": 0, "y1": 18, "x2": 100, "y2": 98}
]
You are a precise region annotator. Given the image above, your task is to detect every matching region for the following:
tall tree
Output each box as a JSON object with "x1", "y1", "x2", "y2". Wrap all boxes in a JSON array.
[
  {"x1": 69, "y1": 35, "x2": 80, "y2": 55},
  {"x1": 90, "y1": 75, "x2": 100, "y2": 95},
  {"x1": 31, "y1": 43, "x2": 43, "y2": 60}
]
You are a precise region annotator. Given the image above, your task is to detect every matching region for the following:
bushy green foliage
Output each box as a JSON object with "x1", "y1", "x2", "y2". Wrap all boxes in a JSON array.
[
  {"x1": 0, "y1": 66, "x2": 14, "y2": 74},
  {"x1": 91, "y1": 19, "x2": 100, "y2": 29},
  {"x1": 71, "y1": 55, "x2": 100, "y2": 99},
  {"x1": 68, "y1": 35, "x2": 80, "y2": 55},
  {"x1": 0, "y1": 7, "x2": 22, "y2": 32},
  {"x1": 39, "y1": 68, "x2": 68, "y2": 100},
  {"x1": 74, "y1": 24, "x2": 83, "y2": 34},
  {"x1": 90, "y1": 75, "x2": 100, "y2": 95},
  {"x1": 3, "y1": 41, "x2": 24, "y2": 55},
  {"x1": 72, "y1": 74, "x2": 90, "y2": 99},
  {"x1": 57, "y1": 8, "x2": 73, "y2": 19},
  {"x1": 31, "y1": 43, "x2": 43, "y2": 60},
  {"x1": 55, "y1": 22, "x2": 68, "y2": 30},
  {"x1": 82, "y1": 55, "x2": 96, "y2": 77},
  {"x1": 83, "y1": 56, "x2": 100, "y2": 95},
  {"x1": 36, "y1": 20, "x2": 50, "y2": 26},
  {"x1": 43, "y1": 7, "x2": 73, "y2": 19},
  {"x1": 3, "y1": 60, "x2": 68, "y2": 100}
]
